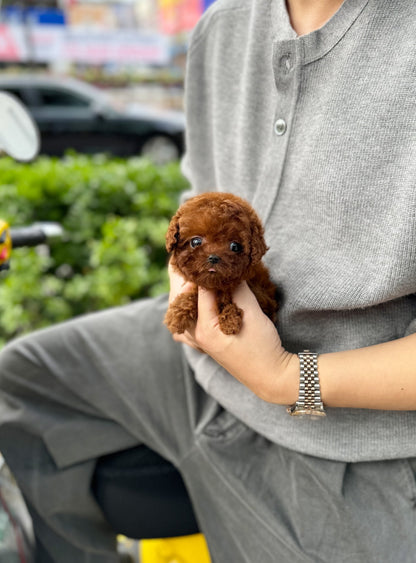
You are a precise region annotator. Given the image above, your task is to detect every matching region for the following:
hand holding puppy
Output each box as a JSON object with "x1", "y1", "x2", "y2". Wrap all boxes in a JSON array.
[
  {"x1": 165, "y1": 193, "x2": 297, "y2": 404},
  {"x1": 168, "y1": 264, "x2": 298, "y2": 405}
]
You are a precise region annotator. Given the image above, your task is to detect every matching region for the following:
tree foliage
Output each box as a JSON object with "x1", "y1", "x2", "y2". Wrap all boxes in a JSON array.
[{"x1": 0, "y1": 154, "x2": 189, "y2": 346}]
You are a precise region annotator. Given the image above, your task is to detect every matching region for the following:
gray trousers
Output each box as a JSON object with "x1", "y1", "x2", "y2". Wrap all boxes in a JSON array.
[{"x1": 0, "y1": 295, "x2": 416, "y2": 563}]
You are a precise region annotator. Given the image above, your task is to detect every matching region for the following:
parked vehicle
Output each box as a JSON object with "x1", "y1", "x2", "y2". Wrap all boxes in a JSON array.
[{"x1": 0, "y1": 74, "x2": 185, "y2": 163}]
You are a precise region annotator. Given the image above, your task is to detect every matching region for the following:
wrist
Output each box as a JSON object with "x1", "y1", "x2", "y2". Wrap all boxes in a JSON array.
[{"x1": 269, "y1": 351, "x2": 299, "y2": 405}]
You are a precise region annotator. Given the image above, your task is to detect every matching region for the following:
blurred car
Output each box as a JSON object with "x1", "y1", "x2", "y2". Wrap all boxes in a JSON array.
[{"x1": 0, "y1": 74, "x2": 185, "y2": 164}]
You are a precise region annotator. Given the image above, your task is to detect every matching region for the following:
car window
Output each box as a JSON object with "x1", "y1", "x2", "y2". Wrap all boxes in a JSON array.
[
  {"x1": 37, "y1": 88, "x2": 91, "y2": 108},
  {"x1": 1, "y1": 88, "x2": 25, "y2": 104}
]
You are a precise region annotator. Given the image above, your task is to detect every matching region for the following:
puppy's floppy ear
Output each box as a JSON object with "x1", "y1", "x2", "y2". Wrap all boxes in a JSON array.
[
  {"x1": 250, "y1": 217, "x2": 268, "y2": 264},
  {"x1": 166, "y1": 213, "x2": 181, "y2": 253}
]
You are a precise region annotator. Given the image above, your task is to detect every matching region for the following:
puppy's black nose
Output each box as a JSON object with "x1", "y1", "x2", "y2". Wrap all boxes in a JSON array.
[{"x1": 208, "y1": 254, "x2": 221, "y2": 264}]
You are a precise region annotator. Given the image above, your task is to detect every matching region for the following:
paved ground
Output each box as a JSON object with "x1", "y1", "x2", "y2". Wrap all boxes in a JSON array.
[{"x1": 108, "y1": 84, "x2": 184, "y2": 112}]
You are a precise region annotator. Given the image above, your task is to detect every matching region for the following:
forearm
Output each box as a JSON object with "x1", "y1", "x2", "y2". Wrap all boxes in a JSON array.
[
  {"x1": 197, "y1": 315, "x2": 416, "y2": 412},
  {"x1": 316, "y1": 333, "x2": 416, "y2": 411}
]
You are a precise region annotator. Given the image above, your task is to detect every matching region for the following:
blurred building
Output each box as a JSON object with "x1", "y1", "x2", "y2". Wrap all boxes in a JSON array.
[{"x1": 0, "y1": 0, "x2": 216, "y2": 68}]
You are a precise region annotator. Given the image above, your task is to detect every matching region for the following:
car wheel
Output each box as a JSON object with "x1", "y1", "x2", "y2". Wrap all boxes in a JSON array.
[{"x1": 140, "y1": 136, "x2": 180, "y2": 165}]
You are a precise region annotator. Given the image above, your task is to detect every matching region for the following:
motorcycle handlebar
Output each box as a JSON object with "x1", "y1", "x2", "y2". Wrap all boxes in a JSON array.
[{"x1": 10, "y1": 223, "x2": 64, "y2": 248}]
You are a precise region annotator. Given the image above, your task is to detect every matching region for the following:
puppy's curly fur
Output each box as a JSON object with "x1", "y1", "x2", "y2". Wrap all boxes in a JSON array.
[{"x1": 164, "y1": 192, "x2": 278, "y2": 335}]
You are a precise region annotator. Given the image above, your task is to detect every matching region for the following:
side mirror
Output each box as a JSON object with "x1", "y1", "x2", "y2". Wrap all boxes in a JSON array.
[{"x1": 0, "y1": 92, "x2": 40, "y2": 162}]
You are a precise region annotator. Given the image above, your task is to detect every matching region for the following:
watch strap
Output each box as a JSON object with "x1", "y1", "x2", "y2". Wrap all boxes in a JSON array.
[{"x1": 288, "y1": 350, "x2": 326, "y2": 417}]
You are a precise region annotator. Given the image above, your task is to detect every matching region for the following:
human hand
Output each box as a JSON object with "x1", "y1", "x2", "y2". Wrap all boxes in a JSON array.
[{"x1": 168, "y1": 262, "x2": 298, "y2": 404}]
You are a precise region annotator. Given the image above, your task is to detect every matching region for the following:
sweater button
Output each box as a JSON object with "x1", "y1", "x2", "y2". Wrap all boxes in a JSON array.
[
  {"x1": 280, "y1": 54, "x2": 293, "y2": 73},
  {"x1": 274, "y1": 118, "x2": 287, "y2": 136}
]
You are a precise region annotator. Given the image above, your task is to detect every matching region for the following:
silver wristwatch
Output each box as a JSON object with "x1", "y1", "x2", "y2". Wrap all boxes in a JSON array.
[{"x1": 288, "y1": 350, "x2": 326, "y2": 417}]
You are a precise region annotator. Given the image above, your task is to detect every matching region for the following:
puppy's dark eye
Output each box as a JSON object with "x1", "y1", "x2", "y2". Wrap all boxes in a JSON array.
[
  {"x1": 230, "y1": 242, "x2": 243, "y2": 253},
  {"x1": 190, "y1": 237, "x2": 203, "y2": 248}
]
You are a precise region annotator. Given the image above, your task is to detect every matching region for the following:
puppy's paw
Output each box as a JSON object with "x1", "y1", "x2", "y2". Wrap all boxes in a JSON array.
[
  {"x1": 218, "y1": 303, "x2": 244, "y2": 335},
  {"x1": 164, "y1": 292, "x2": 198, "y2": 334}
]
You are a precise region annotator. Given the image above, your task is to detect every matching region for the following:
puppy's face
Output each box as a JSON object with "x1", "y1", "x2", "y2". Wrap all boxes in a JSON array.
[{"x1": 166, "y1": 193, "x2": 267, "y2": 289}]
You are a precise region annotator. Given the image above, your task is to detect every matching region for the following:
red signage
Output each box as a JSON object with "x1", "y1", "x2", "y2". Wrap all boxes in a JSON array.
[
  {"x1": 158, "y1": 0, "x2": 202, "y2": 35},
  {"x1": 0, "y1": 25, "x2": 20, "y2": 61}
]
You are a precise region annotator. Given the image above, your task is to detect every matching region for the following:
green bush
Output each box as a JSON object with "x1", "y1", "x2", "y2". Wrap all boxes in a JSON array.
[{"x1": 0, "y1": 154, "x2": 189, "y2": 346}]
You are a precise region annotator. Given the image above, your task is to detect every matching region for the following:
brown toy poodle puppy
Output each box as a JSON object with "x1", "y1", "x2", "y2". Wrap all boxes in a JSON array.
[{"x1": 164, "y1": 192, "x2": 278, "y2": 335}]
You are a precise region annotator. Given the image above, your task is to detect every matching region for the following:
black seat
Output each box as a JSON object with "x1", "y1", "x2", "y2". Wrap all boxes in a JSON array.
[{"x1": 92, "y1": 445, "x2": 200, "y2": 539}]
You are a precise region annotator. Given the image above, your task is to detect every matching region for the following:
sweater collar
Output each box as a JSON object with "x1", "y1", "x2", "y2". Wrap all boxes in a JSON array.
[{"x1": 271, "y1": 0, "x2": 370, "y2": 63}]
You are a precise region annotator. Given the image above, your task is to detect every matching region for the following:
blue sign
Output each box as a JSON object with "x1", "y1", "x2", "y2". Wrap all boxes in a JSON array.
[
  {"x1": 2, "y1": 7, "x2": 66, "y2": 25},
  {"x1": 203, "y1": 0, "x2": 217, "y2": 11}
]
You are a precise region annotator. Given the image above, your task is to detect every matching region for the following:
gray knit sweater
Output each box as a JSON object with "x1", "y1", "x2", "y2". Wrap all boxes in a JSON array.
[{"x1": 182, "y1": 0, "x2": 416, "y2": 461}]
